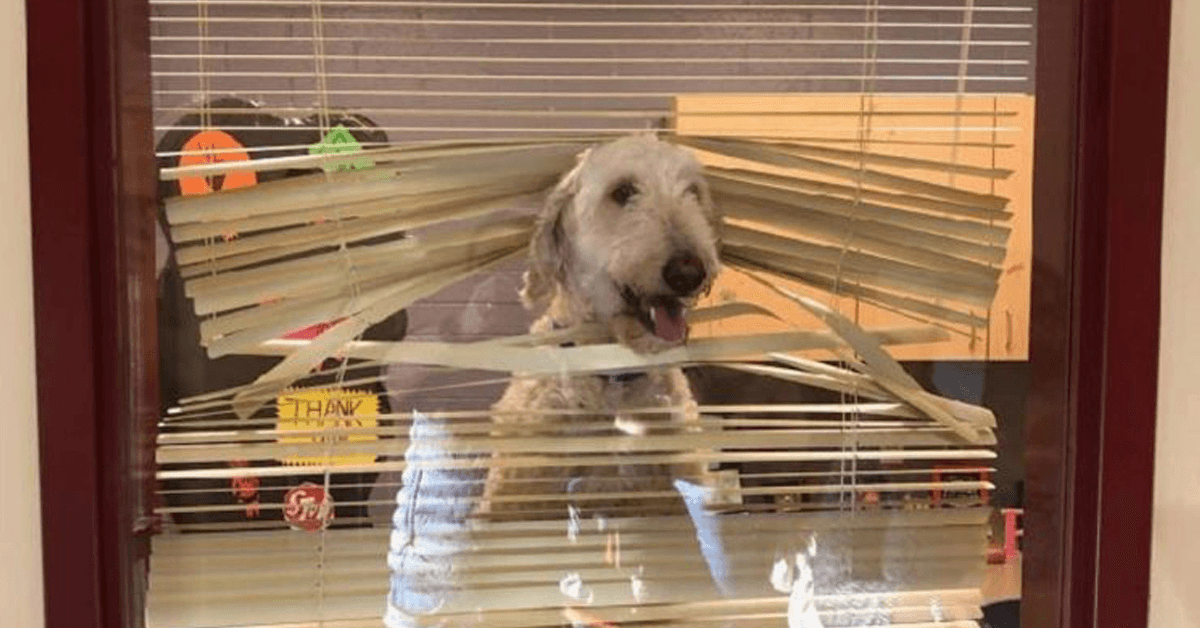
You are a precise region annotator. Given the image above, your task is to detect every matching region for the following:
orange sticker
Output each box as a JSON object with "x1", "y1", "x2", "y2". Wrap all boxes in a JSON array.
[{"x1": 177, "y1": 129, "x2": 257, "y2": 196}]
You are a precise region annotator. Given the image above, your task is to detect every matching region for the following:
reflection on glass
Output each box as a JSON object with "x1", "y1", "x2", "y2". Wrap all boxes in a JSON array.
[{"x1": 147, "y1": 2, "x2": 1035, "y2": 627}]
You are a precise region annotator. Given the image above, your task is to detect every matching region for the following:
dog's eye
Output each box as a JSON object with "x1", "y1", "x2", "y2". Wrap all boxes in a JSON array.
[
  {"x1": 609, "y1": 180, "x2": 638, "y2": 206},
  {"x1": 685, "y1": 183, "x2": 702, "y2": 200}
]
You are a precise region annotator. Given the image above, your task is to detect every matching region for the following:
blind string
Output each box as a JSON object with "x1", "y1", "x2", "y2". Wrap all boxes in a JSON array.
[
  {"x1": 310, "y1": 0, "x2": 332, "y2": 135},
  {"x1": 309, "y1": 0, "x2": 339, "y2": 620},
  {"x1": 948, "y1": 0, "x2": 976, "y2": 187},
  {"x1": 197, "y1": 0, "x2": 222, "y2": 324},
  {"x1": 950, "y1": 0, "x2": 979, "y2": 355},
  {"x1": 831, "y1": 0, "x2": 880, "y2": 516},
  {"x1": 851, "y1": 0, "x2": 881, "y2": 516},
  {"x1": 196, "y1": 0, "x2": 209, "y2": 133},
  {"x1": 985, "y1": 96, "x2": 998, "y2": 363},
  {"x1": 308, "y1": 0, "x2": 362, "y2": 318}
]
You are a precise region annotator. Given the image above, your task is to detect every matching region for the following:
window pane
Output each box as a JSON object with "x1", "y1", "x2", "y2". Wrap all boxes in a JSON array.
[{"x1": 149, "y1": 2, "x2": 1037, "y2": 627}]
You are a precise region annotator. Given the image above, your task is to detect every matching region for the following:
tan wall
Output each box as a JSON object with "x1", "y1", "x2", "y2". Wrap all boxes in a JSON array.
[
  {"x1": 1149, "y1": 0, "x2": 1200, "y2": 625},
  {"x1": 0, "y1": 1, "x2": 46, "y2": 626}
]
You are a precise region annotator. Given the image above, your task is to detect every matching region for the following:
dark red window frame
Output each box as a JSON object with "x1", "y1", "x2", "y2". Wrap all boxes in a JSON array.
[{"x1": 25, "y1": 0, "x2": 1172, "y2": 627}]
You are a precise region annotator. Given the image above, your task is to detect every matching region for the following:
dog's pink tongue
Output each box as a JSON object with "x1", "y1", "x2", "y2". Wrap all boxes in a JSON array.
[{"x1": 652, "y1": 306, "x2": 687, "y2": 342}]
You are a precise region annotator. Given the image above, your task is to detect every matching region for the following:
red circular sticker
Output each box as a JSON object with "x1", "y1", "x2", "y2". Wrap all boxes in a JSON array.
[
  {"x1": 283, "y1": 482, "x2": 335, "y2": 532},
  {"x1": 178, "y1": 129, "x2": 258, "y2": 196}
]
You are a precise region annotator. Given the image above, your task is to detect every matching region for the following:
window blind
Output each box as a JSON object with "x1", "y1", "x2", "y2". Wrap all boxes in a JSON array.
[
  {"x1": 149, "y1": 0, "x2": 1034, "y2": 147},
  {"x1": 147, "y1": 1, "x2": 1034, "y2": 627}
]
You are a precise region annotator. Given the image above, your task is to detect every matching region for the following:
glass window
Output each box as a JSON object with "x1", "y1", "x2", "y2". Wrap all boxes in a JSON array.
[{"x1": 148, "y1": 2, "x2": 1036, "y2": 627}]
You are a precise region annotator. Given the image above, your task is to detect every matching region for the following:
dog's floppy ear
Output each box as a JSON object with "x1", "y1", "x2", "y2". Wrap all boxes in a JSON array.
[{"x1": 520, "y1": 150, "x2": 588, "y2": 312}]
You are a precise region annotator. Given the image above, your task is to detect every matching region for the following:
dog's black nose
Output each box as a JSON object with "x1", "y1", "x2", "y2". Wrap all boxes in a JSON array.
[{"x1": 662, "y1": 253, "x2": 707, "y2": 296}]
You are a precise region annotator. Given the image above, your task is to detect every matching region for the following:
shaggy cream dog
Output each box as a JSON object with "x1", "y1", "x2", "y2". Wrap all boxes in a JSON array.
[{"x1": 480, "y1": 135, "x2": 723, "y2": 521}]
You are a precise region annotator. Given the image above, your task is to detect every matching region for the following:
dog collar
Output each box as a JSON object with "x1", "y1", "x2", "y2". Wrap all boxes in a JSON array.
[
  {"x1": 603, "y1": 371, "x2": 649, "y2": 384},
  {"x1": 556, "y1": 341, "x2": 648, "y2": 384},
  {"x1": 553, "y1": 322, "x2": 648, "y2": 384}
]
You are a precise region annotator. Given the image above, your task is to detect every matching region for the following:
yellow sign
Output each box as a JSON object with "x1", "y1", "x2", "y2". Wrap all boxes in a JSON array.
[{"x1": 275, "y1": 388, "x2": 379, "y2": 466}]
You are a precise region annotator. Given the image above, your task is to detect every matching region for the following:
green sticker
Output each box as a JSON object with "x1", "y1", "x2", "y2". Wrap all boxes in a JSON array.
[{"x1": 309, "y1": 125, "x2": 374, "y2": 173}]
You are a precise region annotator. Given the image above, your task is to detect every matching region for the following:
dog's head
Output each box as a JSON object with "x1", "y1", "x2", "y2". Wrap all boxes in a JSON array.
[{"x1": 521, "y1": 135, "x2": 721, "y2": 353}]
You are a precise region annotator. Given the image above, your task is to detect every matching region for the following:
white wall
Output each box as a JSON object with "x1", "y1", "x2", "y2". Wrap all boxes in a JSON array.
[
  {"x1": 0, "y1": 2, "x2": 45, "y2": 628},
  {"x1": 1149, "y1": 0, "x2": 1200, "y2": 626}
]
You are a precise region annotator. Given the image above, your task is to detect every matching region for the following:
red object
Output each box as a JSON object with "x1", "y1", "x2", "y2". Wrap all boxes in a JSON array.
[
  {"x1": 228, "y1": 460, "x2": 261, "y2": 518},
  {"x1": 283, "y1": 483, "x2": 335, "y2": 532},
  {"x1": 987, "y1": 508, "x2": 1025, "y2": 565},
  {"x1": 281, "y1": 320, "x2": 342, "y2": 340},
  {"x1": 1003, "y1": 509, "x2": 1023, "y2": 563},
  {"x1": 930, "y1": 464, "x2": 992, "y2": 507}
]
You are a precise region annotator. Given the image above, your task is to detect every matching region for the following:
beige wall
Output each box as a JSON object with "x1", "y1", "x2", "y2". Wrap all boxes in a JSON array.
[
  {"x1": 0, "y1": 1, "x2": 45, "y2": 627},
  {"x1": 1150, "y1": 0, "x2": 1200, "y2": 625}
]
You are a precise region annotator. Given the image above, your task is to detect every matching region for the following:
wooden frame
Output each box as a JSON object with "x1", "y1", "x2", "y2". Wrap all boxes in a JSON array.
[
  {"x1": 27, "y1": 0, "x2": 157, "y2": 627},
  {"x1": 24, "y1": 0, "x2": 1171, "y2": 627},
  {"x1": 1024, "y1": 0, "x2": 1172, "y2": 627}
]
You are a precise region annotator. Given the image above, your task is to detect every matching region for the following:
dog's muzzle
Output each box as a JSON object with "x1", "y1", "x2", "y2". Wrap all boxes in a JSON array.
[{"x1": 662, "y1": 253, "x2": 707, "y2": 297}]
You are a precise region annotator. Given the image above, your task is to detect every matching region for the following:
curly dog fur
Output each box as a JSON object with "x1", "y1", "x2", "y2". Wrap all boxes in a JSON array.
[{"x1": 481, "y1": 135, "x2": 723, "y2": 521}]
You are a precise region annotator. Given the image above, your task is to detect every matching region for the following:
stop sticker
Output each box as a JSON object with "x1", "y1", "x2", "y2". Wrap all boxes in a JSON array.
[{"x1": 283, "y1": 482, "x2": 335, "y2": 532}]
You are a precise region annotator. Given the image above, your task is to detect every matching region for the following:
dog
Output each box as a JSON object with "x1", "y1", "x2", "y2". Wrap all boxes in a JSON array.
[{"x1": 480, "y1": 134, "x2": 723, "y2": 521}]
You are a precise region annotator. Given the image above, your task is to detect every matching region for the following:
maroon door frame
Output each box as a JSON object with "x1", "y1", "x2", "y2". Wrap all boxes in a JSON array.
[
  {"x1": 24, "y1": 0, "x2": 1172, "y2": 627},
  {"x1": 26, "y1": 0, "x2": 157, "y2": 627},
  {"x1": 1025, "y1": 0, "x2": 1172, "y2": 626}
]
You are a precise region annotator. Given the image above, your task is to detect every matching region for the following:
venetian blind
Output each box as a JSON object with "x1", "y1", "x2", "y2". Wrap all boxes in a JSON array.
[{"x1": 147, "y1": 1, "x2": 1034, "y2": 627}]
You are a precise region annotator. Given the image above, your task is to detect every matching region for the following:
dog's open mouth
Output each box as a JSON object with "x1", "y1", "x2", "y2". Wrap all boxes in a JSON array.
[
  {"x1": 645, "y1": 297, "x2": 688, "y2": 342},
  {"x1": 622, "y1": 287, "x2": 689, "y2": 343}
]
